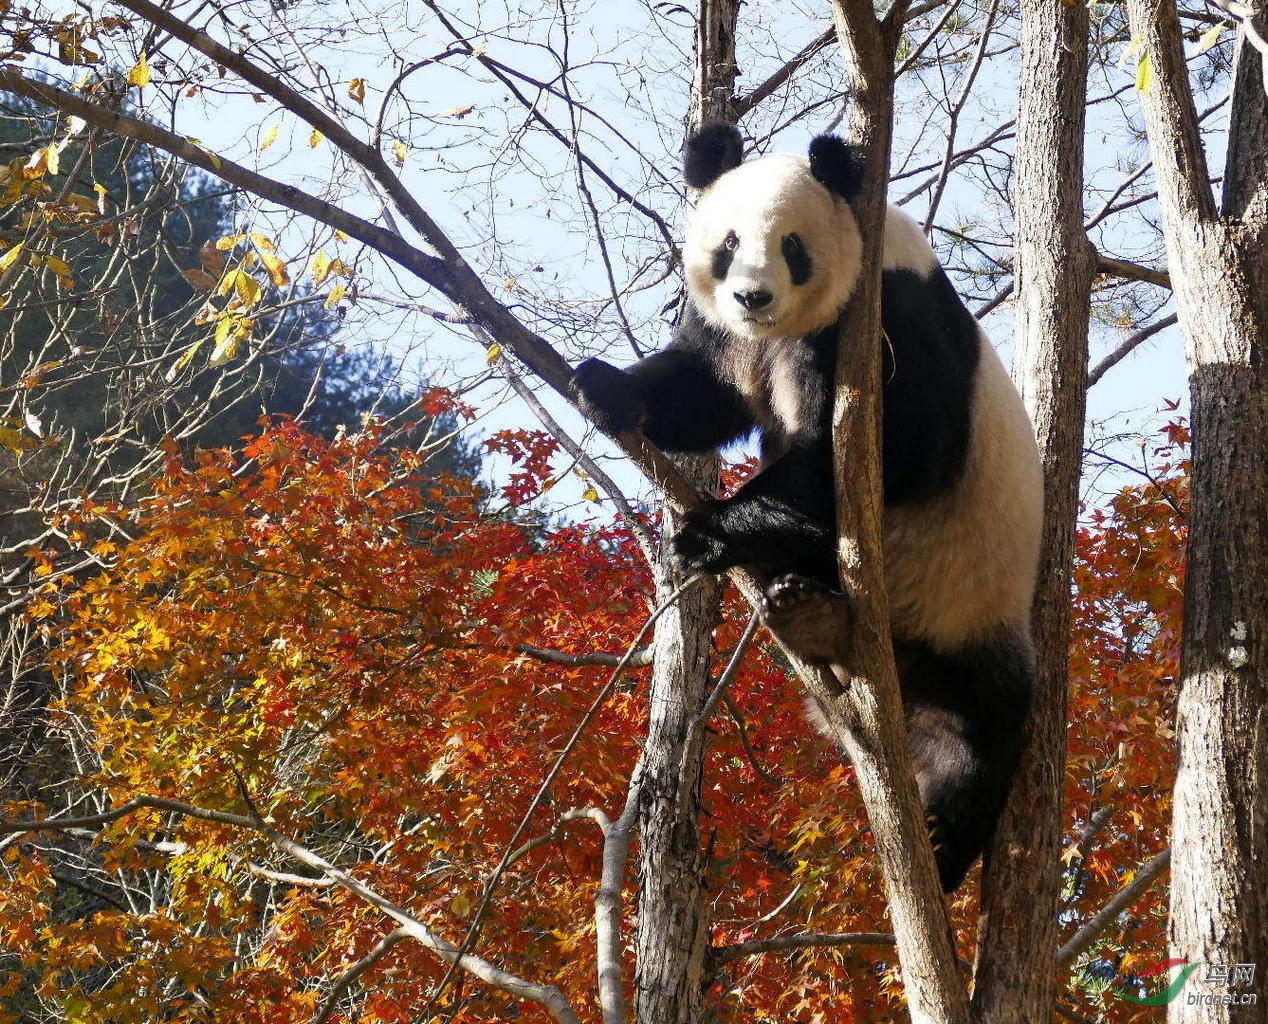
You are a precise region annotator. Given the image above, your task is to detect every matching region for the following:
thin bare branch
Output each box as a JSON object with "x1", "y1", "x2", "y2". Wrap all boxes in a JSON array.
[
  {"x1": 426, "y1": 575, "x2": 702, "y2": 1015},
  {"x1": 1097, "y1": 253, "x2": 1172, "y2": 289},
  {"x1": 924, "y1": 0, "x2": 1002, "y2": 231},
  {"x1": 721, "y1": 691, "x2": 784, "y2": 787},
  {"x1": 1056, "y1": 848, "x2": 1172, "y2": 968},
  {"x1": 597, "y1": 764, "x2": 643, "y2": 1024},
  {"x1": 1087, "y1": 314, "x2": 1179, "y2": 387},
  {"x1": 515, "y1": 644, "x2": 655, "y2": 668},
  {"x1": 733, "y1": 28, "x2": 837, "y2": 118},
  {"x1": 114, "y1": 0, "x2": 463, "y2": 264},
  {"x1": 313, "y1": 928, "x2": 410, "y2": 1024}
]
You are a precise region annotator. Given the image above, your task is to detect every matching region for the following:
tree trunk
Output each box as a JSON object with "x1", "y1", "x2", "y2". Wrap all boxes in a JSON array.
[
  {"x1": 805, "y1": 3, "x2": 970, "y2": 1021},
  {"x1": 973, "y1": 0, "x2": 1092, "y2": 1017},
  {"x1": 631, "y1": 4, "x2": 740, "y2": 1022},
  {"x1": 633, "y1": 495, "x2": 723, "y2": 1024},
  {"x1": 1117, "y1": 5, "x2": 1268, "y2": 1019}
]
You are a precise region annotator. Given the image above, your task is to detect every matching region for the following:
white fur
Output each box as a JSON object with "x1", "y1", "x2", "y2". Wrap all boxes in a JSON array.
[
  {"x1": 685, "y1": 154, "x2": 862, "y2": 340},
  {"x1": 684, "y1": 154, "x2": 941, "y2": 341},
  {"x1": 882, "y1": 205, "x2": 939, "y2": 276},
  {"x1": 883, "y1": 335, "x2": 1043, "y2": 648}
]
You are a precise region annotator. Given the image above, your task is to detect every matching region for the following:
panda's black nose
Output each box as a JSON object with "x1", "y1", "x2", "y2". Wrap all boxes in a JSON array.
[{"x1": 734, "y1": 289, "x2": 773, "y2": 310}]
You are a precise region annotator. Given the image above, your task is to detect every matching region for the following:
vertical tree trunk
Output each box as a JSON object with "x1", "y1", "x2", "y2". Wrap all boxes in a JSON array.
[
  {"x1": 1117, "y1": 6, "x2": 1268, "y2": 1019},
  {"x1": 631, "y1": 5, "x2": 739, "y2": 1022},
  {"x1": 633, "y1": 502, "x2": 723, "y2": 1024},
  {"x1": 973, "y1": 0, "x2": 1092, "y2": 1017},
  {"x1": 798, "y1": 3, "x2": 970, "y2": 1020}
]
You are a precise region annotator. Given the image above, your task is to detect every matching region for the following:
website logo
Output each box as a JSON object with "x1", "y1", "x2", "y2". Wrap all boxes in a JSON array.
[{"x1": 1117, "y1": 959, "x2": 1257, "y2": 1007}]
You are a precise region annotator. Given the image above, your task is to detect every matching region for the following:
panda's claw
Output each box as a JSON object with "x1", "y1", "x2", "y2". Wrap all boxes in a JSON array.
[
  {"x1": 569, "y1": 358, "x2": 647, "y2": 436},
  {"x1": 760, "y1": 574, "x2": 853, "y2": 663}
]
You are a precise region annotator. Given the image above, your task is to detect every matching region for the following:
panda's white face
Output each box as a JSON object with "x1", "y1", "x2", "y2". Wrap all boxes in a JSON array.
[{"x1": 684, "y1": 153, "x2": 863, "y2": 341}]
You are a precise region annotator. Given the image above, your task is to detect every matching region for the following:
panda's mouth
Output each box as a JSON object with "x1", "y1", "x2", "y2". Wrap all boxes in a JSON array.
[{"x1": 742, "y1": 314, "x2": 778, "y2": 326}]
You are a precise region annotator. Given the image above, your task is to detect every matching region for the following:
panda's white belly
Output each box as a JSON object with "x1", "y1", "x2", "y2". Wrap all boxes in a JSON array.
[{"x1": 883, "y1": 339, "x2": 1042, "y2": 649}]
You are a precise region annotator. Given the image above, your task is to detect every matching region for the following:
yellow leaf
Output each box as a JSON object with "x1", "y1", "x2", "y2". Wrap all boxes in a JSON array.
[
  {"x1": 391, "y1": 140, "x2": 407, "y2": 167},
  {"x1": 309, "y1": 129, "x2": 324, "y2": 149},
  {"x1": 250, "y1": 233, "x2": 276, "y2": 252},
  {"x1": 210, "y1": 316, "x2": 241, "y2": 366},
  {"x1": 166, "y1": 341, "x2": 203, "y2": 381},
  {"x1": 485, "y1": 342, "x2": 502, "y2": 364},
  {"x1": 1136, "y1": 51, "x2": 1155, "y2": 94},
  {"x1": 333, "y1": 229, "x2": 349, "y2": 243},
  {"x1": 582, "y1": 484, "x2": 599, "y2": 502},
  {"x1": 22, "y1": 147, "x2": 50, "y2": 179},
  {"x1": 0, "y1": 425, "x2": 37, "y2": 454},
  {"x1": 216, "y1": 267, "x2": 240, "y2": 297},
  {"x1": 324, "y1": 283, "x2": 346, "y2": 309},
  {"x1": 0, "y1": 242, "x2": 24, "y2": 272},
  {"x1": 260, "y1": 124, "x2": 280, "y2": 151},
  {"x1": 128, "y1": 52, "x2": 151, "y2": 88},
  {"x1": 45, "y1": 144, "x2": 59, "y2": 176},
  {"x1": 347, "y1": 78, "x2": 366, "y2": 104},
  {"x1": 441, "y1": 104, "x2": 475, "y2": 119},
  {"x1": 234, "y1": 270, "x2": 262, "y2": 306},
  {"x1": 216, "y1": 233, "x2": 245, "y2": 251},
  {"x1": 311, "y1": 250, "x2": 332, "y2": 286},
  {"x1": 44, "y1": 255, "x2": 73, "y2": 287},
  {"x1": 260, "y1": 251, "x2": 289, "y2": 287},
  {"x1": 1196, "y1": 22, "x2": 1226, "y2": 54}
]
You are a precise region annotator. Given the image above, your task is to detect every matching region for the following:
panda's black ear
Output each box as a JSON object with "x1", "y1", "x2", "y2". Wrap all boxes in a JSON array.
[
  {"x1": 809, "y1": 134, "x2": 866, "y2": 203},
  {"x1": 684, "y1": 123, "x2": 744, "y2": 189}
]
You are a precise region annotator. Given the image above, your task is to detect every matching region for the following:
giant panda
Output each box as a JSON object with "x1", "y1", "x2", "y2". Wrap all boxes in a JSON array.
[{"x1": 569, "y1": 123, "x2": 1043, "y2": 893}]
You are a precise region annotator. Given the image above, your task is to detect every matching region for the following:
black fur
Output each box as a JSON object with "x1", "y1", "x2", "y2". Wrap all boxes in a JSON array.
[
  {"x1": 808, "y1": 134, "x2": 866, "y2": 203},
  {"x1": 880, "y1": 267, "x2": 979, "y2": 504},
  {"x1": 711, "y1": 243, "x2": 735, "y2": 281},
  {"x1": 782, "y1": 233, "x2": 813, "y2": 286},
  {"x1": 684, "y1": 123, "x2": 744, "y2": 190},
  {"x1": 568, "y1": 143, "x2": 1033, "y2": 892}
]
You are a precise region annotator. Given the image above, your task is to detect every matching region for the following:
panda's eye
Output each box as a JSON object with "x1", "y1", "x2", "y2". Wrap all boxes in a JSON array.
[
  {"x1": 723, "y1": 231, "x2": 739, "y2": 251},
  {"x1": 782, "y1": 232, "x2": 813, "y2": 285}
]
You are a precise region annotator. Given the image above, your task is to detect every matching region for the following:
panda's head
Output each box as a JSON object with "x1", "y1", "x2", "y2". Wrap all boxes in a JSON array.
[{"x1": 682, "y1": 124, "x2": 867, "y2": 341}]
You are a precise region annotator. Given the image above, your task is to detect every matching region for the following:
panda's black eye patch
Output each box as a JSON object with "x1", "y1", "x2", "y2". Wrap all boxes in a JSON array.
[
  {"x1": 712, "y1": 231, "x2": 739, "y2": 279},
  {"x1": 783, "y1": 233, "x2": 813, "y2": 285}
]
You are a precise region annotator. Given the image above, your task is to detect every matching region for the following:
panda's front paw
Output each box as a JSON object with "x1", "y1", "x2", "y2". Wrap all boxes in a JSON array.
[
  {"x1": 671, "y1": 505, "x2": 734, "y2": 575},
  {"x1": 569, "y1": 358, "x2": 647, "y2": 436},
  {"x1": 760, "y1": 574, "x2": 853, "y2": 663}
]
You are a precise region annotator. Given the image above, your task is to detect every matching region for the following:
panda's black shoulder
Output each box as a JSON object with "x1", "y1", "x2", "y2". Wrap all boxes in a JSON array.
[{"x1": 877, "y1": 262, "x2": 982, "y2": 506}]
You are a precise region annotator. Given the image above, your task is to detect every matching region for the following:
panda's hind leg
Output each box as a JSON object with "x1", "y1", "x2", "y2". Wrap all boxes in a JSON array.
[
  {"x1": 896, "y1": 635, "x2": 1035, "y2": 893},
  {"x1": 760, "y1": 574, "x2": 853, "y2": 663}
]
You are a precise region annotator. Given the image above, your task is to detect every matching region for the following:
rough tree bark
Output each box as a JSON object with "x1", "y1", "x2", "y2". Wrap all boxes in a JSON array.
[
  {"x1": 972, "y1": 0, "x2": 1093, "y2": 1017},
  {"x1": 631, "y1": 3, "x2": 739, "y2": 1022},
  {"x1": 1116, "y1": 4, "x2": 1268, "y2": 1020},
  {"x1": 771, "y1": 2, "x2": 972, "y2": 1020}
]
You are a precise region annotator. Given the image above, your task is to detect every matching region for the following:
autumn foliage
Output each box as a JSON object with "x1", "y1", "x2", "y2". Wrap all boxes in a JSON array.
[{"x1": 2, "y1": 413, "x2": 1188, "y2": 1023}]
